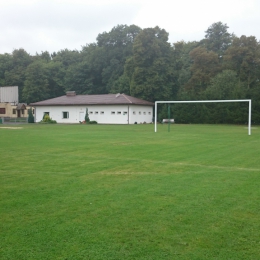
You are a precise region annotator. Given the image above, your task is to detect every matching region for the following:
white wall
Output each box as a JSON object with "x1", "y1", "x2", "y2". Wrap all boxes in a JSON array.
[
  {"x1": 0, "y1": 86, "x2": 18, "y2": 103},
  {"x1": 129, "y1": 105, "x2": 153, "y2": 124},
  {"x1": 35, "y1": 105, "x2": 153, "y2": 124}
]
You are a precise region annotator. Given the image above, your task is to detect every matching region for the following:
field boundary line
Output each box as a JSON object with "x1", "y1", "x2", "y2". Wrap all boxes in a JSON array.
[{"x1": 83, "y1": 156, "x2": 260, "y2": 173}]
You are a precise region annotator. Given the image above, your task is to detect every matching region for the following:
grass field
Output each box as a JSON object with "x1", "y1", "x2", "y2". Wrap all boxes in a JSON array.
[{"x1": 0, "y1": 123, "x2": 260, "y2": 259}]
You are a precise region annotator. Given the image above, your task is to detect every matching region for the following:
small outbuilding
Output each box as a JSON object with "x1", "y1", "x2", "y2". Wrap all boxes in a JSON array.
[
  {"x1": 0, "y1": 86, "x2": 32, "y2": 119},
  {"x1": 30, "y1": 92, "x2": 154, "y2": 124}
]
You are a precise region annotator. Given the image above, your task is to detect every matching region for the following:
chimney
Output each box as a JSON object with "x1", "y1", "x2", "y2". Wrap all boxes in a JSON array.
[{"x1": 66, "y1": 91, "x2": 76, "y2": 96}]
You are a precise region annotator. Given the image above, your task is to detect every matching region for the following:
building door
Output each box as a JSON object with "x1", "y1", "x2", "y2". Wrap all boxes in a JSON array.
[
  {"x1": 79, "y1": 112, "x2": 85, "y2": 122},
  {"x1": 17, "y1": 110, "x2": 21, "y2": 117}
]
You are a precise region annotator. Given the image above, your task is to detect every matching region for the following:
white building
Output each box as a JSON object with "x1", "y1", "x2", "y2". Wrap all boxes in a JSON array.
[{"x1": 30, "y1": 92, "x2": 154, "y2": 124}]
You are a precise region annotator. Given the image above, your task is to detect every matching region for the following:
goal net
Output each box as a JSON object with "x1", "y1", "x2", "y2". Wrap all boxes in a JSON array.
[{"x1": 154, "y1": 99, "x2": 252, "y2": 135}]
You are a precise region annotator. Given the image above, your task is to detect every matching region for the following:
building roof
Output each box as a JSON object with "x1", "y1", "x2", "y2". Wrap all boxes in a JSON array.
[
  {"x1": 30, "y1": 93, "x2": 154, "y2": 106},
  {"x1": 16, "y1": 103, "x2": 27, "y2": 110}
]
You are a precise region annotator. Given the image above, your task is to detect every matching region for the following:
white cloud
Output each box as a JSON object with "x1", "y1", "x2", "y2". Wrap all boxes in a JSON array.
[
  {"x1": 133, "y1": 0, "x2": 260, "y2": 42},
  {"x1": 0, "y1": 0, "x2": 259, "y2": 54},
  {"x1": 0, "y1": 0, "x2": 141, "y2": 54}
]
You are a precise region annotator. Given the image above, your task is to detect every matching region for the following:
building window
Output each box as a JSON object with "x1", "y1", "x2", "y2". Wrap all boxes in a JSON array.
[
  {"x1": 133, "y1": 111, "x2": 136, "y2": 115},
  {"x1": 117, "y1": 111, "x2": 121, "y2": 114},
  {"x1": 63, "y1": 112, "x2": 69, "y2": 119},
  {"x1": 101, "y1": 111, "x2": 104, "y2": 114},
  {"x1": 139, "y1": 111, "x2": 141, "y2": 115},
  {"x1": 13, "y1": 109, "x2": 16, "y2": 115},
  {"x1": 143, "y1": 112, "x2": 146, "y2": 115},
  {"x1": 21, "y1": 110, "x2": 24, "y2": 115},
  {"x1": 95, "y1": 111, "x2": 98, "y2": 114},
  {"x1": 148, "y1": 112, "x2": 151, "y2": 115},
  {"x1": 32, "y1": 109, "x2": 35, "y2": 114},
  {"x1": 0, "y1": 108, "x2": 6, "y2": 114},
  {"x1": 111, "y1": 111, "x2": 115, "y2": 115},
  {"x1": 89, "y1": 111, "x2": 93, "y2": 114},
  {"x1": 123, "y1": 111, "x2": 127, "y2": 115}
]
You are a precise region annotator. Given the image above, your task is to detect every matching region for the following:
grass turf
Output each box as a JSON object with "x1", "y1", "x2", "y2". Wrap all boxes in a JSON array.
[{"x1": 0, "y1": 124, "x2": 259, "y2": 259}]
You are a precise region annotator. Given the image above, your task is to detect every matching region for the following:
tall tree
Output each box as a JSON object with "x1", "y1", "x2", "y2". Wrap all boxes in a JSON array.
[
  {"x1": 4, "y1": 49, "x2": 32, "y2": 102},
  {"x1": 95, "y1": 24, "x2": 141, "y2": 93},
  {"x1": 0, "y1": 53, "x2": 12, "y2": 85},
  {"x1": 172, "y1": 41, "x2": 199, "y2": 92},
  {"x1": 35, "y1": 51, "x2": 52, "y2": 62},
  {"x1": 65, "y1": 61, "x2": 94, "y2": 94},
  {"x1": 186, "y1": 46, "x2": 221, "y2": 94},
  {"x1": 23, "y1": 60, "x2": 50, "y2": 103},
  {"x1": 205, "y1": 70, "x2": 247, "y2": 123},
  {"x1": 80, "y1": 43, "x2": 107, "y2": 94},
  {"x1": 224, "y1": 35, "x2": 260, "y2": 89},
  {"x1": 203, "y1": 22, "x2": 233, "y2": 56},
  {"x1": 11, "y1": 48, "x2": 32, "y2": 67},
  {"x1": 205, "y1": 70, "x2": 244, "y2": 99},
  {"x1": 23, "y1": 59, "x2": 66, "y2": 103},
  {"x1": 52, "y1": 49, "x2": 81, "y2": 68},
  {"x1": 47, "y1": 61, "x2": 66, "y2": 97},
  {"x1": 124, "y1": 26, "x2": 176, "y2": 101}
]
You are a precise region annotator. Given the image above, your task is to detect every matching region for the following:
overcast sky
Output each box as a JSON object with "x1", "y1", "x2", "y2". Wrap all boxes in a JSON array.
[{"x1": 1, "y1": 0, "x2": 260, "y2": 55}]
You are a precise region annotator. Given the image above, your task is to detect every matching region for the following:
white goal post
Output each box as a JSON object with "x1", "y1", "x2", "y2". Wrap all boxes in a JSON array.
[{"x1": 154, "y1": 99, "x2": 252, "y2": 135}]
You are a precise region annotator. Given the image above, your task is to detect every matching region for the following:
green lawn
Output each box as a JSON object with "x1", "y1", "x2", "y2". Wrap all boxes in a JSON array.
[{"x1": 0, "y1": 124, "x2": 259, "y2": 260}]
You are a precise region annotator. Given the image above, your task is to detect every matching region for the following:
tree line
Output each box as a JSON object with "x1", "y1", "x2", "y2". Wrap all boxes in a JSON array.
[{"x1": 0, "y1": 22, "x2": 259, "y2": 123}]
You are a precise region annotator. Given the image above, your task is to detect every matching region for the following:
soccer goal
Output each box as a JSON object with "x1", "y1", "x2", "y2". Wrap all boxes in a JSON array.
[{"x1": 154, "y1": 99, "x2": 252, "y2": 135}]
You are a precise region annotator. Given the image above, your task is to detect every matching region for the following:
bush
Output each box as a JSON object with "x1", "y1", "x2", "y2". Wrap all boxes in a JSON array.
[
  {"x1": 89, "y1": 121, "x2": 97, "y2": 124},
  {"x1": 85, "y1": 108, "x2": 90, "y2": 123},
  {"x1": 40, "y1": 114, "x2": 57, "y2": 124},
  {"x1": 28, "y1": 108, "x2": 34, "y2": 123}
]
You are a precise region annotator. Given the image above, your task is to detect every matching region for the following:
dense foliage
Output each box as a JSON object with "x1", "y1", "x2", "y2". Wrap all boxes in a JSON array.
[
  {"x1": 27, "y1": 108, "x2": 34, "y2": 123},
  {"x1": 40, "y1": 114, "x2": 57, "y2": 124},
  {"x1": 85, "y1": 108, "x2": 90, "y2": 123},
  {"x1": 1, "y1": 22, "x2": 259, "y2": 123}
]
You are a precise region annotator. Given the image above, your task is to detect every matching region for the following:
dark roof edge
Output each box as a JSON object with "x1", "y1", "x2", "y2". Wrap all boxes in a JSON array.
[{"x1": 30, "y1": 103, "x2": 154, "y2": 106}]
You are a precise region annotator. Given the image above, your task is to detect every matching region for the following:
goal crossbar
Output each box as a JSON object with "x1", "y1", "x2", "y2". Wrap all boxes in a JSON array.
[{"x1": 154, "y1": 99, "x2": 252, "y2": 135}]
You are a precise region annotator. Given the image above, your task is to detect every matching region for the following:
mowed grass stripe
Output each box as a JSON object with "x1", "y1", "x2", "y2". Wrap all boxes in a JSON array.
[{"x1": 0, "y1": 124, "x2": 260, "y2": 259}]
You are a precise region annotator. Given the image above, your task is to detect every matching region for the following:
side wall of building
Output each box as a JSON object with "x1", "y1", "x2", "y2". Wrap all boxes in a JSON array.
[
  {"x1": 34, "y1": 105, "x2": 153, "y2": 124},
  {"x1": 0, "y1": 103, "x2": 32, "y2": 118},
  {"x1": 0, "y1": 86, "x2": 19, "y2": 103},
  {"x1": 128, "y1": 105, "x2": 153, "y2": 124}
]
